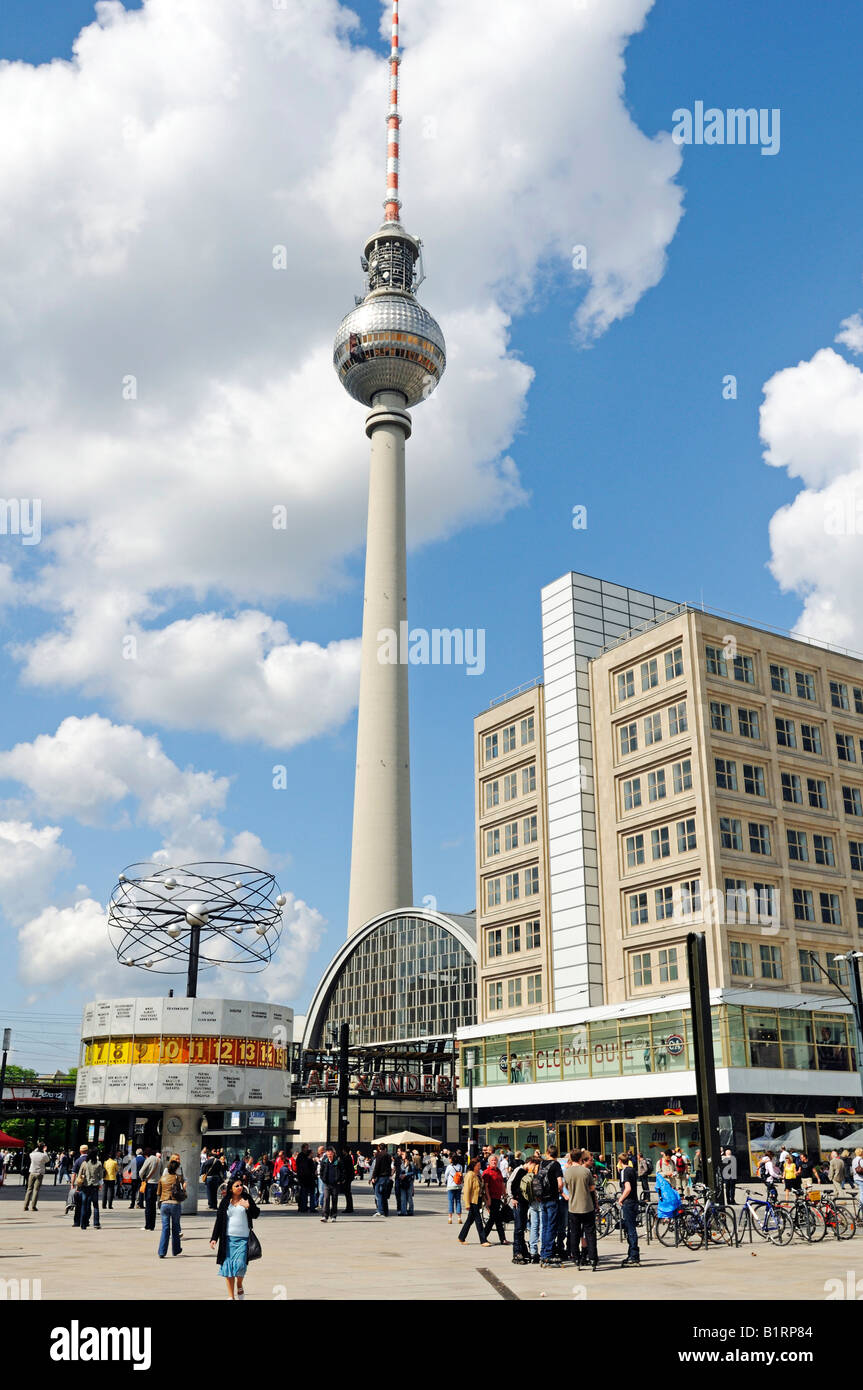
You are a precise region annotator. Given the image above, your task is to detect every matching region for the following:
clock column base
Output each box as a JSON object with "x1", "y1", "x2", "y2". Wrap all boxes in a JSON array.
[{"x1": 161, "y1": 1107, "x2": 205, "y2": 1215}]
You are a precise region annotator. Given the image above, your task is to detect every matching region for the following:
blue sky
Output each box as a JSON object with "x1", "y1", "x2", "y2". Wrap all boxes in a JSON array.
[{"x1": 1, "y1": 0, "x2": 861, "y2": 1070}]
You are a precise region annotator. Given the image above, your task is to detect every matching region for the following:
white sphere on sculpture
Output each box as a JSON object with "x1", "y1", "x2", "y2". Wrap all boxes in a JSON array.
[
  {"x1": 163, "y1": 877, "x2": 177, "y2": 891},
  {"x1": 186, "y1": 903, "x2": 209, "y2": 926},
  {"x1": 276, "y1": 893, "x2": 287, "y2": 907}
]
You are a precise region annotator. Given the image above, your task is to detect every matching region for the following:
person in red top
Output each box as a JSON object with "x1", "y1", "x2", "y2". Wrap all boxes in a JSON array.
[
  {"x1": 273, "y1": 1151, "x2": 285, "y2": 1179},
  {"x1": 481, "y1": 1155, "x2": 510, "y2": 1246}
]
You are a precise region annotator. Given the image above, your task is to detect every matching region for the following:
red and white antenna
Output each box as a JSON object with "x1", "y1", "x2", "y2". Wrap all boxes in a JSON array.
[{"x1": 384, "y1": 0, "x2": 402, "y2": 221}]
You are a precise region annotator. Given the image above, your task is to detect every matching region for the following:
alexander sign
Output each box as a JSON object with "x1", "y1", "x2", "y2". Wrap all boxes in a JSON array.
[{"x1": 304, "y1": 1068, "x2": 452, "y2": 1097}]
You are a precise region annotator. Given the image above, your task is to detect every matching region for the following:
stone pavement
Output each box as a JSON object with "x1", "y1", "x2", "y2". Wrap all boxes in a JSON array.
[{"x1": 1, "y1": 1181, "x2": 861, "y2": 1301}]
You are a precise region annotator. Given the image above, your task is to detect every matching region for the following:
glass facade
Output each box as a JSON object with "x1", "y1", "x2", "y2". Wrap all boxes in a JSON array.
[
  {"x1": 318, "y1": 915, "x2": 476, "y2": 1048},
  {"x1": 459, "y1": 1005, "x2": 857, "y2": 1087}
]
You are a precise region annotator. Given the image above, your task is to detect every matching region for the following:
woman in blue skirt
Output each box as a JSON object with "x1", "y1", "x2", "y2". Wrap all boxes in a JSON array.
[{"x1": 210, "y1": 1178, "x2": 261, "y2": 1300}]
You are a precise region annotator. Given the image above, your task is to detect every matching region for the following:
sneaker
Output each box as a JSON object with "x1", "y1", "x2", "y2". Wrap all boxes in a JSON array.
[
  {"x1": 620, "y1": 1258, "x2": 640, "y2": 1268},
  {"x1": 236, "y1": 1289, "x2": 245, "y2": 1300},
  {"x1": 321, "y1": 1217, "x2": 328, "y2": 1222},
  {"x1": 372, "y1": 1212, "x2": 384, "y2": 1218}
]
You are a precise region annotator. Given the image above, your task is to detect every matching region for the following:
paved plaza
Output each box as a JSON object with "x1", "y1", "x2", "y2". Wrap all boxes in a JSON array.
[{"x1": 1, "y1": 1179, "x2": 861, "y2": 1302}]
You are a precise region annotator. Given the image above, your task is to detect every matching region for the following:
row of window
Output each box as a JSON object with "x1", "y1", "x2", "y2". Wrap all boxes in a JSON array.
[
  {"x1": 627, "y1": 880, "x2": 702, "y2": 926},
  {"x1": 485, "y1": 866, "x2": 541, "y2": 910},
  {"x1": 728, "y1": 942, "x2": 852, "y2": 986},
  {"x1": 487, "y1": 973, "x2": 543, "y2": 1012},
  {"x1": 616, "y1": 646, "x2": 684, "y2": 704},
  {"x1": 626, "y1": 875, "x2": 863, "y2": 933},
  {"x1": 624, "y1": 817, "x2": 698, "y2": 869},
  {"x1": 484, "y1": 815, "x2": 538, "y2": 860},
  {"x1": 631, "y1": 947, "x2": 680, "y2": 986},
  {"x1": 618, "y1": 701, "x2": 688, "y2": 756},
  {"x1": 710, "y1": 702, "x2": 863, "y2": 768},
  {"x1": 622, "y1": 759, "x2": 693, "y2": 811},
  {"x1": 483, "y1": 763, "x2": 537, "y2": 810},
  {"x1": 706, "y1": 646, "x2": 863, "y2": 715},
  {"x1": 718, "y1": 815, "x2": 863, "y2": 869},
  {"x1": 483, "y1": 716, "x2": 536, "y2": 764},
  {"x1": 485, "y1": 917, "x2": 542, "y2": 961}
]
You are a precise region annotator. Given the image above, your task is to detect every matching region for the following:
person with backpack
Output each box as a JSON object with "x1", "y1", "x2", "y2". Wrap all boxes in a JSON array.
[
  {"x1": 673, "y1": 1147, "x2": 689, "y2": 1191},
  {"x1": 637, "y1": 1152, "x2": 652, "y2": 1201},
  {"x1": 506, "y1": 1154, "x2": 531, "y2": 1264},
  {"x1": 156, "y1": 1158, "x2": 186, "y2": 1257},
  {"x1": 536, "y1": 1144, "x2": 564, "y2": 1269},
  {"x1": 444, "y1": 1152, "x2": 464, "y2": 1225},
  {"x1": 457, "y1": 1159, "x2": 489, "y2": 1246},
  {"x1": 617, "y1": 1151, "x2": 640, "y2": 1267}
]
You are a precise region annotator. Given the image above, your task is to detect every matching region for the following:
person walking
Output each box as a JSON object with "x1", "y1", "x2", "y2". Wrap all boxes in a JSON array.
[
  {"x1": 506, "y1": 1154, "x2": 531, "y2": 1264},
  {"x1": 295, "y1": 1144, "x2": 316, "y2": 1213},
  {"x1": 564, "y1": 1149, "x2": 598, "y2": 1271},
  {"x1": 23, "y1": 1142, "x2": 48, "y2": 1212},
  {"x1": 56, "y1": 1149, "x2": 71, "y2": 1185},
  {"x1": 617, "y1": 1151, "x2": 640, "y2": 1267},
  {"x1": 79, "y1": 1151, "x2": 103, "y2": 1231},
  {"x1": 258, "y1": 1154, "x2": 273, "y2": 1205},
  {"x1": 157, "y1": 1159, "x2": 186, "y2": 1257},
  {"x1": 400, "y1": 1151, "x2": 417, "y2": 1216},
  {"x1": 101, "y1": 1152, "x2": 118, "y2": 1209},
  {"x1": 538, "y1": 1145, "x2": 564, "y2": 1269},
  {"x1": 210, "y1": 1179, "x2": 260, "y2": 1300},
  {"x1": 369, "y1": 1144, "x2": 392, "y2": 1218},
  {"x1": 721, "y1": 1148, "x2": 737, "y2": 1204},
  {"x1": 481, "y1": 1154, "x2": 509, "y2": 1245},
  {"x1": 203, "y1": 1149, "x2": 226, "y2": 1210},
  {"x1": 319, "y1": 1145, "x2": 343, "y2": 1223},
  {"x1": 70, "y1": 1145, "x2": 90, "y2": 1226},
  {"x1": 340, "y1": 1147, "x2": 355, "y2": 1214},
  {"x1": 444, "y1": 1152, "x2": 464, "y2": 1226},
  {"x1": 457, "y1": 1159, "x2": 489, "y2": 1246},
  {"x1": 127, "y1": 1148, "x2": 146, "y2": 1209},
  {"x1": 139, "y1": 1149, "x2": 161, "y2": 1231},
  {"x1": 852, "y1": 1148, "x2": 863, "y2": 1216},
  {"x1": 827, "y1": 1149, "x2": 846, "y2": 1193},
  {"x1": 637, "y1": 1152, "x2": 651, "y2": 1202}
]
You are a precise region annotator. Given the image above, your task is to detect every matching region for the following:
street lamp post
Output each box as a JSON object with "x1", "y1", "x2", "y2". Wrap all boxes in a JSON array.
[{"x1": 804, "y1": 950, "x2": 863, "y2": 1091}]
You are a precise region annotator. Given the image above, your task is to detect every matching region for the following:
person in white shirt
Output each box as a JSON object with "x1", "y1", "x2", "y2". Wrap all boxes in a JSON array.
[
  {"x1": 23, "y1": 1143, "x2": 48, "y2": 1211},
  {"x1": 499, "y1": 1153, "x2": 510, "y2": 1180}
]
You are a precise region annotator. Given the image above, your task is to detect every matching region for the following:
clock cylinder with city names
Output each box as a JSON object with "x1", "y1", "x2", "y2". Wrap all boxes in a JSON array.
[{"x1": 75, "y1": 996, "x2": 293, "y2": 1110}]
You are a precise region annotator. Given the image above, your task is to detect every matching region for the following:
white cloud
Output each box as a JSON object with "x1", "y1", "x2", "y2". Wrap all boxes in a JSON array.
[
  {"x1": 836, "y1": 312, "x2": 863, "y2": 355},
  {"x1": 17, "y1": 897, "x2": 115, "y2": 992},
  {"x1": 0, "y1": 820, "x2": 73, "y2": 925},
  {"x1": 0, "y1": 0, "x2": 683, "y2": 732},
  {"x1": 763, "y1": 345, "x2": 863, "y2": 649}
]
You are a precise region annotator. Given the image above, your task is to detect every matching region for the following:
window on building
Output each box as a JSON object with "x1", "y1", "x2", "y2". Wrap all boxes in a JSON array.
[
  {"x1": 842, "y1": 785, "x2": 863, "y2": 817},
  {"x1": 787, "y1": 829, "x2": 809, "y2": 862},
  {"x1": 673, "y1": 759, "x2": 693, "y2": 793},
  {"x1": 525, "y1": 919, "x2": 541, "y2": 950},
  {"x1": 526, "y1": 973, "x2": 542, "y2": 1006},
  {"x1": 711, "y1": 701, "x2": 733, "y2": 733},
  {"x1": 626, "y1": 834, "x2": 645, "y2": 868},
  {"x1": 641, "y1": 658, "x2": 659, "y2": 692},
  {"x1": 837, "y1": 732, "x2": 856, "y2": 763},
  {"x1": 801, "y1": 723, "x2": 822, "y2": 755},
  {"x1": 770, "y1": 663, "x2": 791, "y2": 695},
  {"x1": 485, "y1": 733, "x2": 499, "y2": 761},
  {"x1": 793, "y1": 888, "x2": 815, "y2": 922},
  {"x1": 759, "y1": 944, "x2": 783, "y2": 980},
  {"x1": 485, "y1": 779, "x2": 500, "y2": 809},
  {"x1": 820, "y1": 892, "x2": 842, "y2": 926},
  {"x1": 720, "y1": 816, "x2": 743, "y2": 851},
  {"x1": 749, "y1": 822, "x2": 772, "y2": 856},
  {"x1": 830, "y1": 680, "x2": 850, "y2": 711},
  {"x1": 781, "y1": 772, "x2": 803, "y2": 804},
  {"x1": 677, "y1": 817, "x2": 697, "y2": 852},
  {"x1": 617, "y1": 669, "x2": 635, "y2": 702},
  {"x1": 502, "y1": 723, "x2": 517, "y2": 754},
  {"x1": 826, "y1": 956, "x2": 850, "y2": 988},
  {"x1": 753, "y1": 882, "x2": 776, "y2": 921},
  {"x1": 486, "y1": 827, "x2": 500, "y2": 857},
  {"x1": 706, "y1": 645, "x2": 728, "y2": 677},
  {"x1": 504, "y1": 821, "x2": 518, "y2": 853},
  {"x1": 665, "y1": 647, "x2": 684, "y2": 680},
  {"x1": 743, "y1": 764, "x2": 767, "y2": 797},
  {"x1": 522, "y1": 765, "x2": 536, "y2": 794},
  {"x1": 632, "y1": 953, "x2": 652, "y2": 987},
  {"x1": 733, "y1": 654, "x2": 755, "y2": 684},
  {"x1": 730, "y1": 940, "x2": 754, "y2": 977},
  {"x1": 668, "y1": 701, "x2": 687, "y2": 736},
  {"x1": 775, "y1": 717, "x2": 797, "y2": 749},
  {"x1": 524, "y1": 866, "x2": 540, "y2": 897},
  {"x1": 523, "y1": 814, "x2": 538, "y2": 845},
  {"x1": 799, "y1": 949, "x2": 818, "y2": 984},
  {"x1": 655, "y1": 886, "x2": 674, "y2": 920},
  {"x1": 503, "y1": 772, "x2": 518, "y2": 801},
  {"x1": 850, "y1": 840, "x2": 863, "y2": 874},
  {"x1": 487, "y1": 928, "x2": 502, "y2": 959},
  {"x1": 680, "y1": 879, "x2": 701, "y2": 916},
  {"x1": 725, "y1": 878, "x2": 748, "y2": 921},
  {"x1": 808, "y1": 778, "x2": 828, "y2": 810},
  {"x1": 651, "y1": 826, "x2": 671, "y2": 860},
  {"x1": 648, "y1": 768, "x2": 667, "y2": 802},
  {"x1": 715, "y1": 757, "x2": 738, "y2": 791},
  {"x1": 738, "y1": 707, "x2": 761, "y2": 740},
  {"x1": 855, "y1": 687, "x2": 863, "y2": 715},
  {"x1": 487, "y1": 878, "x2": 501, "y2": 908},
  {"x1": 658, "y1": 947, "x2": 679, "y2": 981},
  {"x1": 520, "y1": 715, "x2": 535, "y2": 745},
  {"x1": 857, "y1": 898, "x2": 863, "y2": 931},
  {"x1": 620, "y1": 723, "x2": 638, "y2": 756},
  {"x1": 507, "y1": 978, "x2": 522, "y2": 1009},
  {"x1": 629, "y1": 892, "x2": 648, "y2": 926},
  {"x1": 814, "y1": 834, "x2": 835, "y2": 867},
  {"x1": 645, "y1": 713, "x2": 662, "y2": 746},
  {"x1": 488, "y1": 981, "x2": 503, "y2": 1011},
  {"x1": 506, "y1": 923, "x2": 521, "y2": 954},
  {"x1": 623, "y1": 778, "x2": 642, "y2": 811},
  {"x1": 505, "y1": 873, "x2": 520, "y2": 902},
  {"x1": 795, "y1": 671, "x2": 816, "y2": 702}
]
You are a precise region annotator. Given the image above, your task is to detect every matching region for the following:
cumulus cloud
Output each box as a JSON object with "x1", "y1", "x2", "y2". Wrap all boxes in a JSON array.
[
  {"x1": 0, "y1": 820, "x2": 73, "y2": 926},
  {"x1": 763, "y1": 344, "x2": 863, "y2": 649},
  {"x1": 836, "y1": 313, "x2": 863, "y2": 355},
  {"x1": 0, "y1": 0, "x2": 683, "y2": 733}
]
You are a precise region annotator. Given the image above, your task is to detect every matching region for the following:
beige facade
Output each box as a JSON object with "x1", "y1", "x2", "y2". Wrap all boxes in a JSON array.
[
  {"x1": 474, "y1": 682, "x2": 552, "y2": 1023},
  {"x1": 591, "y1": 610, "x2": 863, "y2": 1003}
]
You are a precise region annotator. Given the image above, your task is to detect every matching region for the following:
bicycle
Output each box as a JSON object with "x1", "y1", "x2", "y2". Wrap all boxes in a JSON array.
[
  {"x1": 738, "y1": 1191, "x2": 793, "y2": 1245},
  {"x1": 817, "y1": 1191, "x2": 856, "y2": 1240},
  {"x1": 777, "y1": 1192, "x2": 827, "y2": 1243}
]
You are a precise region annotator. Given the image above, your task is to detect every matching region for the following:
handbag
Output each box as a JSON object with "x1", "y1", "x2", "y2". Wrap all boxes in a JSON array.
[
  {"x1": 172, "y1": 1177, "x2": 187, "y2": 1204},
  {"x1": 247, "y1": 1229, "x2": 262, "y2": 1261},
  {"x1": 139, "y1": 1179, "x2": 147, "y2": 1195}
]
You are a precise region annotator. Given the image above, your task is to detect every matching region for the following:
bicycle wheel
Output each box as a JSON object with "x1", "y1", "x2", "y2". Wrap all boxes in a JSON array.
[
  {"x1": 761, "y1": 1208, "x2": 793, "y2": 1245},
  {"x1": 682, "y1": 1211, "x2": 705, "y2": 1250},
  {"x1": 654, "y1": 1215, "x2": 680, "y2": 1246},
  {"x1": 834, "y1": 1206, "x2": 856, "y2": 1240},
  {"x1": 794, "y1": 1203, "x2": 825, "y2": 1243},
  {"x1": 596, "y1": 1204, "x2": 616, "y2": 1238},
  {"x1": 804, "y1": 1204, "x2": 827, "y2": 1242},
  {"x1": 706, "y1": 1208, "x2": 734, "y2": 1245}
]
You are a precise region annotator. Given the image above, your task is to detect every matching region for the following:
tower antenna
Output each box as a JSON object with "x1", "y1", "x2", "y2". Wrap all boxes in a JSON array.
[{"x1": 384, "y1": 0, "x2": 402, "y2": 221}]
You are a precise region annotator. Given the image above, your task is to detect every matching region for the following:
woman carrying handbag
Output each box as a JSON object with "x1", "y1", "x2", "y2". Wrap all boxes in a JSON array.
[
  {"x1": 210, "y1": 1178, "x2": 261, "y2": 1300},
  {"x1": 156, "y1": 1159, "x2": 185, "y2": 1258}
]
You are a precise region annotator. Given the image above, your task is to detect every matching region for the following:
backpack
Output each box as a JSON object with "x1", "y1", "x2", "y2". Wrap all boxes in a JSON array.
[
  {"x1": 852, "y1": 1156, "x2": 863, "y2": 1178},
  {"x1": 519, "y1": 1172, "x2": 534, "y2": 1203},
  {"x1": 531, "y1": 1161, "x2": 553, "y2": 1202},
  {"x1": 675, "y1": 1155, "x2": 687, "y2": 1174},
  {"x1": 452, "y1": 1168, "x2": 463, "y2": 1186}
]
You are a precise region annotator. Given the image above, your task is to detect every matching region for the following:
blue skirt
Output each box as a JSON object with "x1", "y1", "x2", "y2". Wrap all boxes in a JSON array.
[{"x1": 218, "y1": 1235, "x2": 249, "y2": 1277}]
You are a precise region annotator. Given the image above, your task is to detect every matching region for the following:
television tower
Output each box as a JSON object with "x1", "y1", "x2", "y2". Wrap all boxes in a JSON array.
[{"x1": 334, "y1": 0, "x2": 446, "y2": 937}]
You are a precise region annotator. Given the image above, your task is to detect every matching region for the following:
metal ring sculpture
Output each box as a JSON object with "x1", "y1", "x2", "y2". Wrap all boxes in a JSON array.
[{"x1": 108, "y1": 862, "x2": 286, "y2": 977}]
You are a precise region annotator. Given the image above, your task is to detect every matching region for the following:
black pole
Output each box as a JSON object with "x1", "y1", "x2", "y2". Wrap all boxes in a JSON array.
[
  {"x1": 186, "y1": 919, "x2": 201, "y2": 998},
  {"x1": 337, "y1": 1022, "x2": 349, "y2": 1151},
  {"x1": 0, "y1": 1028, "x2": 10, "y2": 1119},
  {"x1": 847, "y1": 953, "x2": 863, "y2": 1082},
  {"x1": 686, "y1": 932, "x2": 722, "y2": 1197},
  {"x1": 468, "y1": 1054, "x2": 475, "y2": 1158}
]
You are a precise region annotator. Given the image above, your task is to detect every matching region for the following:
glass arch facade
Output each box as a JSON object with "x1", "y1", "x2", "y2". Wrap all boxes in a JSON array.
[{"x1": 310, "y1": 913, "x2": 477, "y2": 1048}]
